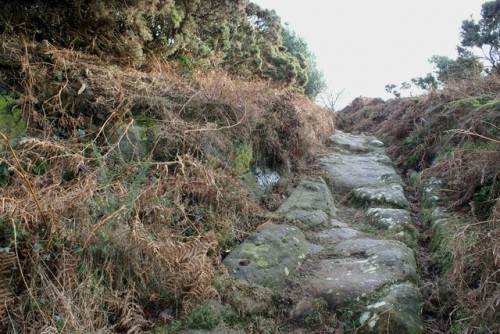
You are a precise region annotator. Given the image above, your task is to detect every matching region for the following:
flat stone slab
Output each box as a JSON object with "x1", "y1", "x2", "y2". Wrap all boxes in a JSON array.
[
  {"x1": 276, "y1": 177, "x2": 336, "y2": 229},
  {"x1": 353, "y1": 184, "x2": 409, "y2": 208},
  {"x1": 305, "y1": 238, "x2": 417, "y2": 307},
  {"x1": 315, "y1": 227, "x2": 365, "y2": 245},
  {"x1": 321, "y1": 132, "x2": 411, "y2": 211},
  {"x1": 358, "y1": 283, "x2": 423, "y2": 333},
  {"x1": 329, "y1": 130, "x2": 384, "y2": 153},
  {"x1": 223, "y1": 224, "x2": 310, "y2": 291},
  {"x1": 366, "y1": 208, "x2": 411, "y2": 229},
  {"x1": 281, "y1": 209, "x2": 329, "y2": 229},
  {"x1": 320, "y1": 151, "x2": 399, "y2": 191}
]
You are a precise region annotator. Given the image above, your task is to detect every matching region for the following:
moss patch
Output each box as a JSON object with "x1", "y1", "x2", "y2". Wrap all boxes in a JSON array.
[
  {"x1": 479, "y1": 98, "x2": 500, "y2": 111},
  {"x1": 233, "y1": 142, "x2": 253, "y2": 175},
  {"x1": 0, "y1": 95, "x2": 25, "y2": 142},
  {"x1": 446, "y1": 94, "x2": 495, "y2": 111}
]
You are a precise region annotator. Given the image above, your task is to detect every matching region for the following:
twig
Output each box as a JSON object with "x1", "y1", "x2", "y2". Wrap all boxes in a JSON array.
[
  {"x1": 101, "y1": 119, "x2": 135, "y2": 160},
  {"x1": 178, "y1": 91, "x2": 201, "y2": 116},
  {"x1": 0, "y1": 132, "x2": 52, "y2": 230},
  {"x1": 184, "y1": 109, "x2": 247, "y2": 133},
  {"x1": 11, "y1": 218, "x2": 47, "y2": 323},
  {"x1": 448, "y1": 129, "x2": 500, "y2": 144},
  {"x1": 82, "y1": 205, "x2": 127, "y2": 249}
]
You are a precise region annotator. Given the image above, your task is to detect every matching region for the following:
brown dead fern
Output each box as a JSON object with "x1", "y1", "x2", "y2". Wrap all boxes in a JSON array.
[
  {"x1": 0, "y1": 252, "x2": 16, "y2": 326},
  {"x1": 447, "y1": 197, "x2": 500, "y2": 332},
  {"x1": 130, "y1": 215, "x2": 219, "y2": 305}
]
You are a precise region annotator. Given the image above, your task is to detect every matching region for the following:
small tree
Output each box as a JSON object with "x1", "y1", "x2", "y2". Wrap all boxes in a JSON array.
[
  {"x1": 429, "y1": 52, "x2": 483, "y2": 83},
  {"x1": 385, "y1": 83, "x2": 401, "y2": 98},
  {"x1": 460, "y1": 0, "x2": 500, "y2": 73},
  {"x1": 411, "y1": 73, "x2": 440, "y2": 90}
]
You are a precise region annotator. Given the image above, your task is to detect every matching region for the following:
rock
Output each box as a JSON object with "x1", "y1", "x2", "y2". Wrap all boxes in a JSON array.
[
  {"x1": 357, "y1": 283, "x2": 423, "y2": 334},
  {"x1": 421, "y1": 177, "x2": 444, "y2": 207},
  {"x1": 254, "y1": 166, "x2": 280, "y2": 189},
  {"x1": 289, "y1": 299, "x2": 314, "y2": 319},
  {"x1": 330, "y1": 219, "x2": 349, "y2": 228},
  {"x1": 276, "y1": 177, "x2": 337, "y2": 229},
  {"x1": 305, "y1": 238, "x2": 417, "y2": 307},
  {"x1": 321, "y1": 132, "x2": 410, "y2": 210},
  {"x1": 368, "y1": 139, "x2": 384, "y2": 147},
  {"x1": 239, "y1": 171, "x2": 265, "y2": 198},
  {"x1": 223, "y1": 223, "x2": 310, "y2": 291},
  {"x1": 281, "y1": 209, "x2": 330, "y2": 229},
  {"x1": 331, "y1": 238, "x2": 417, "y2": 272},
  {"x1": 321, "y1": 152, "x2": 400, "y2": 191},
  {"x1": 315, "y1": 227, "x2": 365, "y2": 245},
  {"x1": 224, "y1": 129, "x2": 424, "y2": 333},
  {"x1": 366, "y1": 208, "x2": 411, "y2": 229},
  {"x1": 352, "y1": 184, "x2": 409, "y2": 209},
  {"x1": 329, "y1": 131, "x2": 382, "y2": 153},
  {"x1": 238, "y1": 167, "x2": 281, "y2": 198},
  {"x1": 217, "y1": 278, "x2": 276, "y2": 316},
  {"x1": 431, "y1": 207, "x2": 448, "y2": 221}
]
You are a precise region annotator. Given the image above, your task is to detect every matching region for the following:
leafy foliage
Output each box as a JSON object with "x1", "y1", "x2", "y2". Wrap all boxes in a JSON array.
[
  {"x1": 385, "y1": 52, "x2": 484, "y2": 97},
  {"x1": 429, "y1": 53, "x2": 483, "y2": 83},
  {"x1": 385, "y1": 0, "x2": 492, "y2": 97},
  {"x1": 460, "y1": 0, "x2": 500, "y2": 73},
  {"x1": 385, "y1": 73, "x2": 439, "y2": 98},
  {"x1": 0, "y1": 0, "x2": 313, "y2": 90},
  {"x1": 385, "y1": 83, "x2": 402, "y2": 98},
  {"x1": 385, "y1": 0, "x2": 496, "y2": 96},
  {"x1": 281, "y1": 27, "x2": 327, "y2": 99},
  {"x1": 410, "y1": 73, "x2": 440, "y2": 90}
]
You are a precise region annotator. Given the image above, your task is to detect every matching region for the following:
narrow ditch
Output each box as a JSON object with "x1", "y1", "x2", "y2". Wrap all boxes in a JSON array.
[{"x1": 402, "y1": 172, "x2": 451, "y2": 334}]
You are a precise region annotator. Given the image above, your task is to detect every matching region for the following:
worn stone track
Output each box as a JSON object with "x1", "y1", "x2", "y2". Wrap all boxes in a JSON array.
[{"x1": 222, "y1": 131, "x2": 424, "y2": 333}]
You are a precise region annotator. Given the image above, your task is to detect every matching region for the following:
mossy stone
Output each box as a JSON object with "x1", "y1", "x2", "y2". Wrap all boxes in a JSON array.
[
  {"x1": 222, "y1": 223, "x2": 310, "y2": 291},
  {"x1": 358, "y1": 283, "x2": 423, "y2": 334}
]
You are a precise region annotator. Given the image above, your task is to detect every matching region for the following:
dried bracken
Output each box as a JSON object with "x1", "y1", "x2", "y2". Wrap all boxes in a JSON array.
[
  {"x1": 447, "y1": 198, "x2": 500, "y2": 333},
  {"x1": 0, "y1": 34, "x2": 334, "y2": 332}
]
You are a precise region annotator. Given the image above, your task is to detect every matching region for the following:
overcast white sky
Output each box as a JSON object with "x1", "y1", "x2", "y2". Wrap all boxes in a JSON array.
[{"x1": 252, "y1": 0, "x2": 486, "y2": 108}]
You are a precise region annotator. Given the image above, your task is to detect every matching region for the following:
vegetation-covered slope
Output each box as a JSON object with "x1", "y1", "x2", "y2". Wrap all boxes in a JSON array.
[
  {"x1": 337, "y1": 77, "x2": 500, "y2": 332},
  {"x1": 0, "y1": 1, "x2": 334, "y2": 332}
]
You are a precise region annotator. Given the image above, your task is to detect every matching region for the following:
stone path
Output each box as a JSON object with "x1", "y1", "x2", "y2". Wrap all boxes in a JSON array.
[{"x1": 223, "y1": 131, "x2": 423, "y2": 333}]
